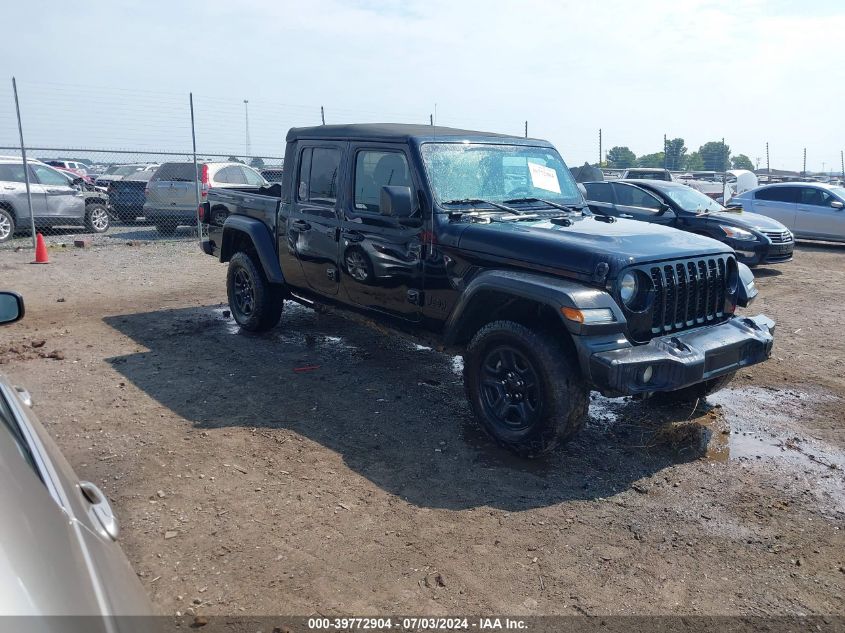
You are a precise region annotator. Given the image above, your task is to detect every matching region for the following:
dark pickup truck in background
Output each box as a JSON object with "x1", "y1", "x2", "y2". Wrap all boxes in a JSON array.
[{"x1": 200, "y1": 123, "x2": 775, "y2": 457}]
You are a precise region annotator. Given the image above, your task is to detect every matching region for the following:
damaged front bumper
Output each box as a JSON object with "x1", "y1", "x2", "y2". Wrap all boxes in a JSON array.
[{"x1": 586, "y1": 315, "x2": 775, "y2": 396}]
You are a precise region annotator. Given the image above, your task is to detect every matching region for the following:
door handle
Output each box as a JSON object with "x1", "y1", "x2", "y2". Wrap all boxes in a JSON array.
[
  {"x1": 79, "y1": 481, "x2": 120, "y2": 541},
  {"x1": 342, "y1": 230, "x2": 364, "y2": 242},
  {"x1": 291, "y1": 219, "x2": 311, "y2": 231},
  {"x1": 619, "y1": 213, "x2": 633, "y2": 218}
]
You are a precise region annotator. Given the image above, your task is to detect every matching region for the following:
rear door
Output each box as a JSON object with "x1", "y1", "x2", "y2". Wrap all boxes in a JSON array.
[
  {"x1": 31, "y1": 163, "x2": 85, "y2": 221},
  {"x1": 795, "y1": 186, "x2": 845, "y2": 240},
  {"x1": 288, "y1": 144, "x2": 344, "y2": 296},
  {"x1": 751, "y1": 186, "x2": 798, "y2": 229},
  {"x1": 340, "y1": 144, "x2": 424, "y2": 321},
  {"x1": 146, "y1": 163, "x2": 198, "y2": 210},
  {"x1": 0, "y1": 163, "x2": 48, "y2": 221}
]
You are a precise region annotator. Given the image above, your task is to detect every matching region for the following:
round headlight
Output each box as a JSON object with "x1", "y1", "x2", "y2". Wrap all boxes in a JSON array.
[{"x1": 620, "y1": 271, "x2": 638, "y2": 306}]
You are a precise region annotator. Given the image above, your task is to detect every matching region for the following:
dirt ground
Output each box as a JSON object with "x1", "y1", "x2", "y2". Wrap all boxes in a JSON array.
[{"x1": 0, "y1": 235, "x2": 843, "y2": 617}]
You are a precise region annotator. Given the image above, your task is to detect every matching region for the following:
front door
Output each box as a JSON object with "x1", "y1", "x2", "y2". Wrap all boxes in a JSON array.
[
  {"x1": 795, "y1": 186, "x2": 845, "y2": 241},
  {"x1": 289, "y1": 144, "x2": 344, "y2": 296},
  {"x1": 611, "y1": 183, "x2": 674, "y2": 225},
  {"x1": 339, "y1": 145, "x2": 424, "y2": 321},
  {"x1": 31, "y1": 164, "x2": 85, "y2": 222}
]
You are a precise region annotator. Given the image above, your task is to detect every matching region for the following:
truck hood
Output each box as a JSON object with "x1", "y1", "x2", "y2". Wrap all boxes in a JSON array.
[
  {"x1": 704, "y1": 210, "x2": 789, "y2": 232},
  {"x1": 457, "y1": 214, "x2": 731, "y2": 279}
]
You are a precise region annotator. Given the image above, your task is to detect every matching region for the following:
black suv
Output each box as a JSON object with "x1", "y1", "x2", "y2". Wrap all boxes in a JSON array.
[{"x1": 200, "y1": 124, "x2": 775, "y2": 457}]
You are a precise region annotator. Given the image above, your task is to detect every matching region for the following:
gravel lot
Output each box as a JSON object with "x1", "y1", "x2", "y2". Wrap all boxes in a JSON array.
[{"x1": 0, "y1": 235, "x2": 843, "y2": 617}]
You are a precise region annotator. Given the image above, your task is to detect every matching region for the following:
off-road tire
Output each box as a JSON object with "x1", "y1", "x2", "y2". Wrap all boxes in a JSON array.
[
  {"x1": 227, "y1": 251, "x2": 284, "y2": 332},
  {"x1": 463, "y1": 320, "x2": 589, "y2": 457},
  {"x1": 0, "y1": 207, "x2": 15, "y2": 243},
  {"x1": 651, "y1": 371, "x2": 736, "y2": 404},
  {"x1": 84, "y1": 203, "x2": 110, "y2": 233}
]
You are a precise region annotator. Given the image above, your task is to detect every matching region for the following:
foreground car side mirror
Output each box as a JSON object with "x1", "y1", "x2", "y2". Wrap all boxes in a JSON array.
[
  {"x1": 379, "y1": 185, "x2": 414, "y2": 218},
  {"x1": 831, "y1": 200, "x2": 844, "y2": 210},
  {"x1": 0, "y1": 292, "x2": 24, "y2": 325}
]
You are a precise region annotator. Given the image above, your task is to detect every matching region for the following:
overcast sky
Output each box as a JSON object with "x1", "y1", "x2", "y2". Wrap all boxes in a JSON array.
[{"x1": 1, "y1": 0, "x2": 843, "y2": 171}]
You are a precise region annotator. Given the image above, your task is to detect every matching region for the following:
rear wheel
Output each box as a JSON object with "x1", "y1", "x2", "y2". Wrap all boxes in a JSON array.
[
  {"x1": 227, "y1": 251, "x2": 284, "y2": 332},
  {"x1": 464, "y1": 320, "x2": 589, "y2": 457},
  {"x1": 85, "y1": 203, "x2": 110, "y2": 233},
  {"x1": 0, "y1": 208, "x2": 14, "y2": 243}
]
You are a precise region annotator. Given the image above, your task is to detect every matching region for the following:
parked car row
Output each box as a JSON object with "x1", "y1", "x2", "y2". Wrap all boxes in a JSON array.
[
  {"x1": 0, "y1": 157, "x2": 278, "y2": 240},
  {"x1": 581, "y1": 178, "x2": 844, "y2": 260}
]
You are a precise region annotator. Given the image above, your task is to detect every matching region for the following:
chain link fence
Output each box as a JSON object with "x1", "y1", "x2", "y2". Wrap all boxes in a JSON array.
[{"x1": 0, "y1": 146, "x2": 283, "y2": 248}]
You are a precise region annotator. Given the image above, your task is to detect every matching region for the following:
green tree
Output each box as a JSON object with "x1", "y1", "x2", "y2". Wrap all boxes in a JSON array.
[
  {"x1": 636, "y1": 152, "x2": 665, "y2": 168},
  {"x1": 664, "y1": 138, "x2": 687, "y2": 171},
  {"x1": 606, "y1": 146, "x2": 636, "y2": 168},
  {"x1": 731, "y1": 154, "x2": 754, "y2": 170},
  {"x1": 227, "y1": 156, "x2": 244, "y2": 163},
  {"x1": 698, "y1": 141, "x2": 731, "y2": 171},
  {"x1": 249, "y1": 157, "x2": 265, "y2": 169},
  {"x1": 684, "y1": 152, "x2": 705, "y2": 171}
]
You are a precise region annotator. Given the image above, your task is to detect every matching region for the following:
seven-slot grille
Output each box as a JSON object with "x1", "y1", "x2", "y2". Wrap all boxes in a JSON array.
[
  {"x1": 648, "y1": 256, "x2": 732, "y2": 334},
  {"x1": 762, "y1": 229, "x2": 793, "y2": 244}
]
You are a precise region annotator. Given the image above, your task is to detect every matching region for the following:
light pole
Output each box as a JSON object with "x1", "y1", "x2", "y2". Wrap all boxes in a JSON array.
[{"x1": 244, "y1": 99, "x2": 251, "y2": 157}]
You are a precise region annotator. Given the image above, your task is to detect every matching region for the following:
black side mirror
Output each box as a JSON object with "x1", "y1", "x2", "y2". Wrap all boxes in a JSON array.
[
  {"x1": 657, "y1": 203, "x2": 672, "y2": 216},
  {"x1": 0, "y1": 292, "x2": 24, "y2": 325},
  {"x1": 379, "y1": 186, "x2": 414, "y2": 218}
]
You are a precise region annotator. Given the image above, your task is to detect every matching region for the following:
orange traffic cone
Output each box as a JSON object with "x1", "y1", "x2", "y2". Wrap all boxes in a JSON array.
[{"x1": 32, "y1": 233, "x2": 49, "y2": 264}]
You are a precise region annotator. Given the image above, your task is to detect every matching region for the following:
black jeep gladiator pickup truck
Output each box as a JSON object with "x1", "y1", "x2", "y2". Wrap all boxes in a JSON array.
[{"x1": 200, "y1": 123, "x2": 775, "y2": 456}]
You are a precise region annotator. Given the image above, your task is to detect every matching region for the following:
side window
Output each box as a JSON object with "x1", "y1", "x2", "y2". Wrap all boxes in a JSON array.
[
  {"x1": 306, "y1": 148, "x2": 341, "y2": 205},
  {"x1": 756, "y1": 187, "x2": 797, "y2": 203},
  {"x1": 241, "y1": 167, "x2": 266, "y2": 186},
  {"x1": 584, "y1": 182, "x2": 613, "y2": 203},
  {"x1": 0, "y1": 164, "x2": 27, "y2": 183},
  {"x1": 32, "y1": 164, "x2": 70, "y2": 186},
  {"x1": 612, "y1": 183, "x2": 661, "y2": 211},
  {"x1": 799, "y1": 187, "x2": 832, "y2": 207},
  {"x1": 297, "y1": 148, "x2": 312, "y2": 201},
  {"x1": 214, "y1": 166, "x2": 246, "y2": 185},
  {"x1": 0, "y1": 392, "x2": 41, "y2": 481},
  {"x1": 354, "y1": 150, "x2": 412, "y2": 212}
]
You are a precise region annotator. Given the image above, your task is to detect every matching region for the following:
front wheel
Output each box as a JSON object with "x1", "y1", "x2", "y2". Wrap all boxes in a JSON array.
[
  {"x1": 463, "y1": 320, "x2": 589, "y2": 457},
  {"x1": 85, "y1": 203, "x2": 110, "y2": 233},
  {"x1": 0, "y1": 208, "x2": 15, "y2": 243},
  {"x1": 226, "y1": 251, "x2": 284, "y2": 332}
]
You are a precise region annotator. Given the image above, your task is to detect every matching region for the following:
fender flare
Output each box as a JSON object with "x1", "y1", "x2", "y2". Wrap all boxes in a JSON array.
[
  {"x1": 442, "y1": 269, "x2": 625, "y2": 345},
  {"x1": 220, "y1": 215, "x2": 285, "y2": 285}
]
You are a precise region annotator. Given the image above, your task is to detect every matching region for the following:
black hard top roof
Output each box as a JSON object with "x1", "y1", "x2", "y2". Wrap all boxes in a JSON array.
[{"x1": 286, "y1": 123, "x2": 531, "y2": 143}]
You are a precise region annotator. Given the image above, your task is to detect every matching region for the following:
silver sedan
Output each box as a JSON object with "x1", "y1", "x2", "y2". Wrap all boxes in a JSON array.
[
  {"x1": 0, "y1": 292, "x2": 153, "y2": 618},
  {"x1": 731, "y1": 182, "x2": 845, "y2": 242}
]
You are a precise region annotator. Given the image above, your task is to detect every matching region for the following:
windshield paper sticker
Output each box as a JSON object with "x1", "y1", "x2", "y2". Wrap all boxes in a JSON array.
[{"x1": 527, "y1": 161, "x2": 561, "y2": 193}]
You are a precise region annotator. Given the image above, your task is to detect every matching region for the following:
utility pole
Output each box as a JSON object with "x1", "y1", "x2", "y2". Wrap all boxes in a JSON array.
[
  {"x1": 663, "y1": 134, "x2": 667, "y2": 170},
  {"x1": 841, "y1": 150, "x2": 844, "y2": 181},
  {"x1": 802, "y1": 147, "x2": 806, "y2": 177},
  {"x1": 320, "y1": 106, "x2": 325, "y2": 125},
  {"x1": 430, "y1": 114, "x2": 433, "y2": 126},
  {"x1": 766, "y1": 142, "x2": 770, "y2": 178},
  {"x1": 243, "y1": 100, "x2": 250, "y2": 157},
  {"x1": 721, "y1": 137, "x2": 726, "y2": 185},
  {"x1": 11, "y1": 77, "x2": 37, "y2": 249},
  {"x1": 524, "y1": 121, "x2": 528, "y2": 138},
  {"x1": 598, "y1": 128, "x2": 602, "y2": 167}
]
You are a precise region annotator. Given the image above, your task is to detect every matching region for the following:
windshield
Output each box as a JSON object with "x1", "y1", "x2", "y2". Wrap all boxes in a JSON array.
[
  {"x1": 420, "y1": 143, "x2": 582, "y2": 209},
  {"x1": 662, "y1": 185, "x2": 724, "y2": 213},
  {"x1": 113, "y1": 165, "x2": 143, "y2": 176}
]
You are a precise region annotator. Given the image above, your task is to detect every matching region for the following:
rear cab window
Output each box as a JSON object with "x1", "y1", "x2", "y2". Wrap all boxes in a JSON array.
[{"x1": 297, "y1": 147, "x2": 341, "y2": 205}]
